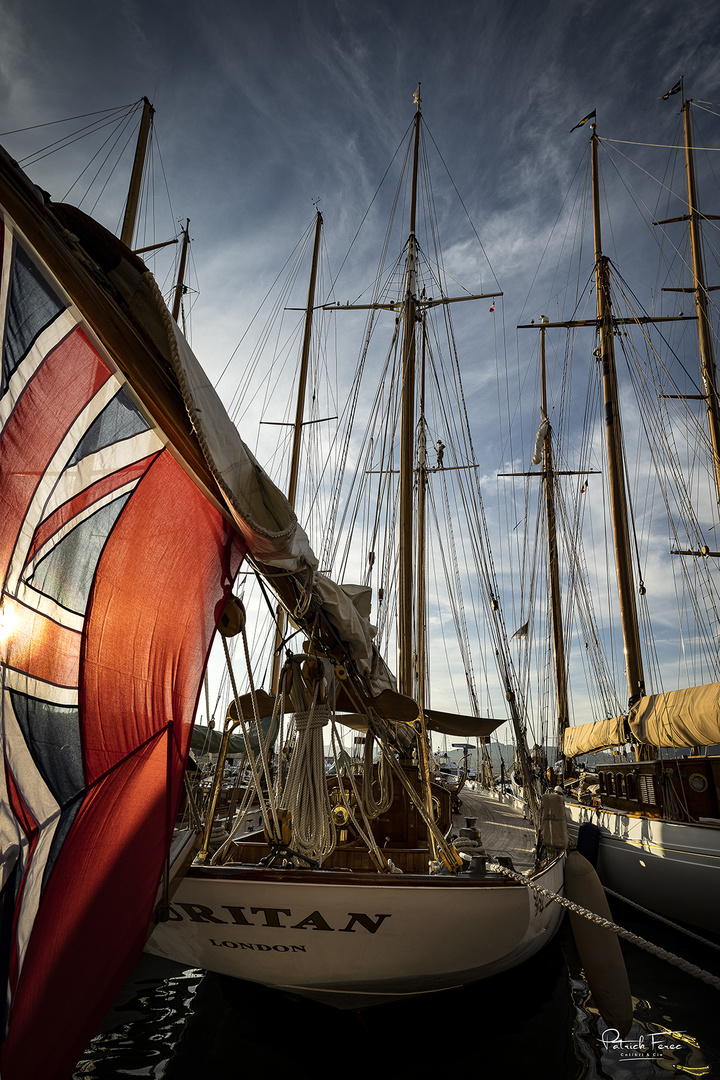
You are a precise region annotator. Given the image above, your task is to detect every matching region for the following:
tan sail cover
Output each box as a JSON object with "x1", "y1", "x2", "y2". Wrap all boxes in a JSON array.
[
  {"x1": 562, "y1": 717, "x2": 628, "y2": 757},
  {"x1": 629, "y1": 684, "x2": 720, "y2": 748}
]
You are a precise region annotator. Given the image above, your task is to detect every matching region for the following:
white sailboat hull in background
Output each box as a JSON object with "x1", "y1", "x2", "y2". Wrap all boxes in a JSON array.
[
  {"x1": 565, "y1": 801, "x2": 720, "y2": 934},
  {"x1": 146, "y1": 857, "x2": 565, "y2": 1007}
]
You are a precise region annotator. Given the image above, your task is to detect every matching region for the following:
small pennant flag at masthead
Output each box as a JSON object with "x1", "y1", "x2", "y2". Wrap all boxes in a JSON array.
[
  {"x1": 662, "y1": 79, "x2": 682, "y2": 100},
  {"x1": 570, "y1": 109, "x2": 596, "y2": 132}
]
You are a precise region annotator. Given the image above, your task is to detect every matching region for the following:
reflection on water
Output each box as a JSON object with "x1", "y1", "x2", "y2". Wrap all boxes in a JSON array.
[
  {"x1": 568, "y1": 977, "x2": 712, "y2": 1079},
  {"x1": 72, "y1": 956, "x2": 204, "y2": 1078},
  {"x1": 564, "y1": 901, "x2": 717, "y2": 1080},
  {"x1": 74, "y1": 902, "x2": 719, "y2": 1080}
]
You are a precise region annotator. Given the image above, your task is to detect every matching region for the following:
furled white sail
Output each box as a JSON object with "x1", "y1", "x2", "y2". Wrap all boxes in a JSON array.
[{"x1": 531, "y1": 417, "x2": 549, "y2": 466}]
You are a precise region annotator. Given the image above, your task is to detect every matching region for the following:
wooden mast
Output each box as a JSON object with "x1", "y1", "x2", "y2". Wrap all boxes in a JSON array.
[
  {"x1": 681, "y1": 95, "x2": 720, "y2": 514},
  {"x1": 398, "y1": 94, "x2": 422, "y2": 697},
  {"x1": 171, "y1": 219, "x2": 191, "y2": 325},
  {"x1": 539, "y1": 324, "x2": 571, "y2": 776},
  {"x1": 396, "y1": 87, "x2": 441, "y2": 863},
  {"x1": 591, "y1": 124, "x2": 648, "y2": 730},
  {"x1": 415, "y1": 319, "x2": 428, "y2": 708},
  {"x1": 287, "y1": 210, "x2": 323, "y2": 509},
  {"x1": 270, "y1": 210, "x2": 323, "y2": 694},
  {"x1": 120, "y1": 97, "x2": 154, "y2": 250},
  {"x1": 656, "y1": 84, "x2": 720, "y2": 559}
]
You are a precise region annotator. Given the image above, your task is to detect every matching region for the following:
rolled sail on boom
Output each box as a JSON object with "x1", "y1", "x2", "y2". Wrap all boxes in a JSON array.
[
  {"x1": 562, "y1": 682, "x2": 720, "y2": 756},
  {"x1": 562, "y1": 717, "x2": 629, "y2": 757},
  {"x1": 629, "y1": 684, "x2": 720, "y2": 749}
]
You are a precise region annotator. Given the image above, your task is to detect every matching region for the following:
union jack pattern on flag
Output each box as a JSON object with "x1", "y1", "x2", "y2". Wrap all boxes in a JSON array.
[{"x1": 0, "y1": 207, "x2": 244, "y2": 1080}]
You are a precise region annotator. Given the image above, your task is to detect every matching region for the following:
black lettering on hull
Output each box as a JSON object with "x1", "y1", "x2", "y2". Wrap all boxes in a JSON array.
[
  {"x1": 339, "y1": 913, "x2": 392, "y2": 933},
  {"x1": 168, "y1": 903, "x2": 393, "y2": 933},
  {"x1": 209, "y1": 939, "x2": 307, "y2": 954}
]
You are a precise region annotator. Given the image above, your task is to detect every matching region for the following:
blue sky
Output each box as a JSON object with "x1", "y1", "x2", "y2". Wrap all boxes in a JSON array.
[
  {"x1": 2, "y1": 0, "x2": 720, "y2": 744},
  {"x1": 3, "y1": 0, "x2": 716, "y2": 283},
  {"x1": 3, "y1": 0, "x2": 716, "y2": 360}
]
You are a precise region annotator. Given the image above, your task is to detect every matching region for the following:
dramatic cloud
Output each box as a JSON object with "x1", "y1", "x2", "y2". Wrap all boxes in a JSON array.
[{"x1": 2, "y1": 0, "x2": 719, "y2": 743}]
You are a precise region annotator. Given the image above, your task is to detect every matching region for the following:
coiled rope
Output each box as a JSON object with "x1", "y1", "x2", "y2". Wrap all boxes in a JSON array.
[
  {"x1": 361, "y1": 725, "x2": 394, "y2": 818},
  {"x1": 280, "y1": 658, "x2": 336, "y2": 863},
  {"x1": 487, "y1": 860, "x2": 720, "y2": 990}
]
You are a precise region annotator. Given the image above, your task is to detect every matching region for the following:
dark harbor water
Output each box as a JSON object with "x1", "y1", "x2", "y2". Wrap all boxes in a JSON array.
[{"x1": 74, "y1": 898, "x2": 719, "y2": 1080}]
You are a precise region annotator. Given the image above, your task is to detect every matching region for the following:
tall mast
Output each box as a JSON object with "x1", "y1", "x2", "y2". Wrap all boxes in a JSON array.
[
  {"x1": 171, "y1": 219, "x2": 191, "y2": 325},
  {"x1": 539, "y1": 324, "x2": 570, "y2": 775},
  {"x1": 681, "y1": 96, "x2": 720, "y2": 513},
  {"x1": 120, "y1": 97, "x2": 154, "y2": 249},
  {"x1": 415, "y1": 320, "x2": 428, "y2": 707},
  {"x1": 591, "y1": 125, "x2": 646, "y2": 711},
  {"x1": 270, "y1": 210, "x2": 323, "y2": 694},
  {"x1": 287, "y1": 210, "x2": 323, "y2": 508},
  {"x1": 398, "y1": 96, "x2": 422, "y2": 696},
  {"x1": 398, "y1": 89, "x2": 438, "y2": 856}
]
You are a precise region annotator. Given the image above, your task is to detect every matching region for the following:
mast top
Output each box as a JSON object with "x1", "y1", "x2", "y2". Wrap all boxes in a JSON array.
[
  {"x1": 413, "y1": 83, "x2": 422, "y2": 112},
  {"x1": 662, "y1": 76, "x2": 684, "y2": 106}
]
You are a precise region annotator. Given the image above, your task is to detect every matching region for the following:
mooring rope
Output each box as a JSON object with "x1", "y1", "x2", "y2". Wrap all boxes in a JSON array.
[
  {"x1": 601, "y1": 885, "x2": 720, "y2": 954},
  {"x1": 487, "y1": 860, "x2": 720, "y2": 991}
]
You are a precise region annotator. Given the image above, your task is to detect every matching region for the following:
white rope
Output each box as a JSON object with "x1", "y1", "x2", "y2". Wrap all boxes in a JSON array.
[
  {"x1": 210, "y1": 767, "x2": 262, "y2": 864},
  {"x1": 361, "y1": 726, "x2": 394, "y2": 818},
  {"x1": 220, "y1": 628, "x2": 285, "y2": 844},
  {"x1": 329, "y1": 722, "x2": 394, "y2": 872},
  {"x1": 280, "y1": 660, "x2": 336, "y2": 863},
  {"x1": 487, "y1": 860, "x2": 720, "y2": 990},
  {"x1": 376, "y1": 740, "x2": 460, "y2": 867},
  {"x1": 601, "y1": 137, "x2": 720, "y2": 151}
]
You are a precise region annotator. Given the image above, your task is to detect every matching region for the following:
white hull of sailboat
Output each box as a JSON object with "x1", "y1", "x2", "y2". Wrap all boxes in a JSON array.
[
  {"x1": 565, "y1": 801, "x2": 720, "y2": 933},
  {"x1": 145, "y1": 856, "x2": 566, "y2": 1007}
]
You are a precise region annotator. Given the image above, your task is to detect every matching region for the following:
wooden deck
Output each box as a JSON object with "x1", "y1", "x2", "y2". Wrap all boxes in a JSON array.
[
  {"x1": 455, "y1": 790, "x2": 536, "y2": 872},
  {"x1": 211, "y1": 780, "x2": 538, "y2": 876}
]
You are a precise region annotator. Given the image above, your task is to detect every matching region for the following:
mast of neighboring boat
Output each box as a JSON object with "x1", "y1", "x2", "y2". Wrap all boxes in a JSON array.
[
  {"x1": 590, "y1": 123, "x2": 647, "y2": 722},
  {"x1": 681, "y1": 91, "x2": 720, "y2": 514},
  {"x1": 654, "y1": 82, "x2": 720, "y2": 519},
  {"x1": 120, "y1": 97, "x2": 154, "y2": 250},
  {"x1": 539, "y1": 323, "x2": 571, "y2": 778}
]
